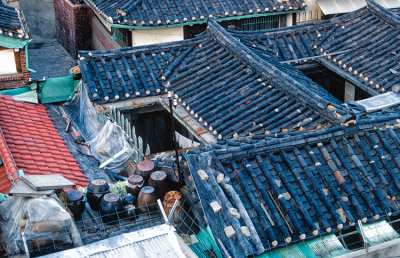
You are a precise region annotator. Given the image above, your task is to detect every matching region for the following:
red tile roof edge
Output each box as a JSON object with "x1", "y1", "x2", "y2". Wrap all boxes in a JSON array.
[{"x1": 0, "y1": 126, "x2": 19, "y2": 186}]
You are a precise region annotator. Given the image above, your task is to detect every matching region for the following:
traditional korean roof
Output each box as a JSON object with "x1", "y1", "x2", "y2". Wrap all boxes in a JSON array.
[
  {"x1": 0, "y1": 3, "x2": 30, "y2": 40},
  {"x1": 230, "y1": 0, "x2": 400, "y2": 96},
  {"x1": 84, "y1": 0, "x2": 306, "y2": 27},
  {"x1": 0, "y1": 95, "x2": 88, "y2": 194},
  {"x1": 184, "y1": 113, "x2": 400, "y2": 257},
  {"x1": 79, "y1": 19, "x2": 352, "y2": 139}
]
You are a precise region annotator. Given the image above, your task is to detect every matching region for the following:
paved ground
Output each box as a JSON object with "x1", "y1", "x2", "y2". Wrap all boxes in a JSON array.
[{"x1": 28, "y1": 35, "x2": 76, "y2": 80}]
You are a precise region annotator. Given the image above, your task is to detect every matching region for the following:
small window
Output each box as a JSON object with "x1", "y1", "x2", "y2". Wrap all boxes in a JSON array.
[
  {"x1": 0, "y1": 49, "x2": 17, "y2": 75},
  {"x1": 240, "y1": 15, "x2": 280, "y2": 31},
  {"x1": 111, "y1": 27, "x2": 132, "y2": 48}
]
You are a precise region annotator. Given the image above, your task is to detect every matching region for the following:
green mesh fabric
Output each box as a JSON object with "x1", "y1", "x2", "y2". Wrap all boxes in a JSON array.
[{"x1": 39, "y1": 75, "x2": 75, "y2": 104}]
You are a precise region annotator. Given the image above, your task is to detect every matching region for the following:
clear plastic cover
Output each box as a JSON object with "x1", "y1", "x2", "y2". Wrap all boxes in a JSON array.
[
  {"x1": 0, "y1": 196, "x2": 25, "y2": 255},
  {"x1": 0, "y1": 196, "x2": 82, "y2": 256},
  {"x1": 87, "y1": 120, "x2": 135, "y2": 173},
  {"x1": 64, "y1": 82, "x2": 137, "y2": 173}
]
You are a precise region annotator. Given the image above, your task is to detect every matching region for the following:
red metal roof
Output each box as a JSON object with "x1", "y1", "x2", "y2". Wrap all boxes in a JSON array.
[{"x1": 0, "y1": 94, "x2": 88, "y2": 193}]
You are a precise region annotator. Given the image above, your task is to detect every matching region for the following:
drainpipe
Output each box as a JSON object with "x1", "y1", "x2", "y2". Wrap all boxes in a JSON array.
[{"x1": 24, "y1": 40, "x2": 36, "y2": 73}]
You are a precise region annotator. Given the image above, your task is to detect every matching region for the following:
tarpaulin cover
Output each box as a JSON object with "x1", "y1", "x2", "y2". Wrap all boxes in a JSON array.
[
  {"x1": 64, "y1": 82, "x2": 136, "y2": 173},
  {"x1": 40, "y1": 74, "x2": 75, "y2": 104}
]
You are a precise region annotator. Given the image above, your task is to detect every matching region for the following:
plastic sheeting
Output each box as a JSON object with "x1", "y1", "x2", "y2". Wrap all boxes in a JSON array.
[
  {"x1": 64, "y1": 82, "x2": 136, "y2": 174},
  {"x1": 0, "y1": 196, "x2": 82, "y2": 256},
  {"x1": 23, "y1": 198, "x2": 82, "y2": 247}
]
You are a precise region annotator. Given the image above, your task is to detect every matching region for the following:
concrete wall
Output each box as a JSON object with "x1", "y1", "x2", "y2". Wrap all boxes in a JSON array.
[
  {"x1": 132, "y1": 26, "x2": 184, "y2": 46},
  {"x1": 286, "y1": 13, "x2": 294, "y2": 26},
  {"x1": 0, "y1": 49, "x2": 17, "y2": 75},
  {"x1": 19, "y1": 0, "x2": 56, "y2": 38},
  {"x1": 296, "y1": 0, "x2": 322, "y2": 24}
]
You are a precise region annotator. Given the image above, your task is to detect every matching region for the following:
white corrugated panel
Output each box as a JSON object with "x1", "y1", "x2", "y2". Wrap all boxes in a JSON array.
[
  {"x1": 317, "y1": 0, "x2": 400, "y2": 14},
  {"x1": 42, "y1": 224, "x2": 196, "y2": 258},
  {"x1": 353, "y1": 91, "x2": 400, "y2": 112},
  {"x1": 362, "y1": 221, "x2": 399, "y2": 246}
]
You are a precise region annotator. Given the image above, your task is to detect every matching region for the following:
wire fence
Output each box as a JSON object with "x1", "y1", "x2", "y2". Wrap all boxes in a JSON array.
[
  {"x1": 13, "y1": 196, "x2": 222, "y2": 257},
  {"x1": 167, "y1": 198, "x2": 221, "y2": 258},
  {"x1": 25, "y1": 202, "x2": 164, "y2": 257}
]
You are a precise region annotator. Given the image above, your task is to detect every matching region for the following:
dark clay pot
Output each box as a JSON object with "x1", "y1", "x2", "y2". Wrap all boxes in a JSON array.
[
  {"x1": 125, "y1": 175, "x2": 144, "y2": 196},
  {"x1": 122, "y1": 193, "x2": 136, "y2": 206},
  {"x1": 100, "y1": 193, "x2": 123, "y2": 224},
  {"x1": 66, "y1": 190, "x2": 86, "y2": 220},
  {"x1": 87, "y1": 179, "x2": 110, "y2": 211},
  {"x1": 136, "y1": 161, "x2": 155, "y2": 179},
  {"x1": 148, "y1": 171, "x2": 169, "y2": 200},
  {"x1": 137, "y1": 186, "x2": 158, "y2": 213}
]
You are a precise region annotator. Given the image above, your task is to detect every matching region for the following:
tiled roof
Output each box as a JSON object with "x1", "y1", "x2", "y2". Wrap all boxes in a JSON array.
[
  {"x1": 230, "y1": 0, "x2": 400, "y2": 96},
  {"x1": 84, "y1": 0, "x2": 306, "y2": 27},
  {"x1": 0, "y1": 3, "x2": 30, "y2": 40},
  {"x1": 0, "y1": 94, "x2": 88, "y2": 194},
  {"x1": 79, "y1": 19, "x2": 351, "y2": 139},
  {"x1": 185, "y1": 113, "x2": 400, "y2": 257}
]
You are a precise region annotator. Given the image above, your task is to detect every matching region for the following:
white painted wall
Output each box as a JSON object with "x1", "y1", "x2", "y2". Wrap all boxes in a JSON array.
[
  {"x1": 132, "y1": 26, "x2": 184, "y2": 46},
  {"x1": 297, "y1": 0, "x2": 322, "y2": 24},
  {"x1": 0, "y1": 49, "x2": 17, "y2": 75},
  {"x1": 286, "y1": 13, "x2": 294, "y2": 26}
]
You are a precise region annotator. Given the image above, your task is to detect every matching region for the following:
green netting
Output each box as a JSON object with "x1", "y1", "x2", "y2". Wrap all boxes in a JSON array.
[
  {"x1": 39, "y1": 74, "x2": 75, "y2": 104},
  {"x1": 258, "y1": 234, "x2": 348, "y2": 258},
  {"x1": 189, "y1": 227, "x2": 223, "y2": 258},
  {"x1": 259, "y1": 242, "x2": 316, "y2": 258}
]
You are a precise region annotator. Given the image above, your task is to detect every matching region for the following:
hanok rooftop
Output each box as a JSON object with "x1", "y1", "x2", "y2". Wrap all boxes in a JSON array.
[{"x1": 2, "y1": 0, "x2": 400, "y2": 257}]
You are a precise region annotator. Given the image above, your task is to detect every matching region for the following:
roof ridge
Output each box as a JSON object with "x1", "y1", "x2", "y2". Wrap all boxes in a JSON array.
[
  {"x1": 207, "y1": 19, "x2": 349, "y2": 125},
  {"x1": 0, "y1": 126, "x2": 20, "y2": 187},
  {"x1": 367, "y1": 0, "x2": 400, "y2": 29},
  {"x1": 213, "y1": 115, "x2": 400, "y2": 160},
  {"x1": 119, "y1": 0, "x2": 142, "y2": 17}
]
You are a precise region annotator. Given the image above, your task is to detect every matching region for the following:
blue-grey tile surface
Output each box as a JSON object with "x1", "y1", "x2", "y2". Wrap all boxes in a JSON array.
[
  {"x1": 84, "y1": 0, "x2": 306, "y2": 26},
  {"x1": 230, "y1": 0, "x2": 400, "y2": 95},
  {"x1": 79, "y1": 19, "x2": 349, "y2": 139},
  {"x1": 185, "y1": 113, "x2": 400, "y2": 257},
  {"x1": 0, "y1": 3, "x2": 30, "y2": 40}
]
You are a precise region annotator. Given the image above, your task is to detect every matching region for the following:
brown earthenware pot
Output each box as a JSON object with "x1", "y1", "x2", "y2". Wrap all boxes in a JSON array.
[
  {"x1": 137, "y1": 186, "x2": 157, "y2": 213},
  {"x1": 136, "y1": 161, "x2": 155, "y2": 179},
  {"x1": 163, "y1": 191, "x2": 184, "y2": 225}
]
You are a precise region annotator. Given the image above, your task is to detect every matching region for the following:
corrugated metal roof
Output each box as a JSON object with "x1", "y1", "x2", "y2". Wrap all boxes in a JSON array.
[
  {"x1": 361, "y1": 221, "x2": 399, "y2": 246},
  {"x1": 42, "y1": 224, "x2": 196, "y2": 258},
  {"x1": 317, "y1": 0, "x2": 400, "y2": 14},
  {"x1": 351, "y1": 92, "x2": 400, "y2": 112}
]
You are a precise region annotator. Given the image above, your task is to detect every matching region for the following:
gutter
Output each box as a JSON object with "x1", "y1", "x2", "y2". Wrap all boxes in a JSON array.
[
  {"x1": 24, "y1": 39, "x2": 36, "y2": 73},
  {"x1": 105, "y1": 10, "x2": 304, "y2": 30}
]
